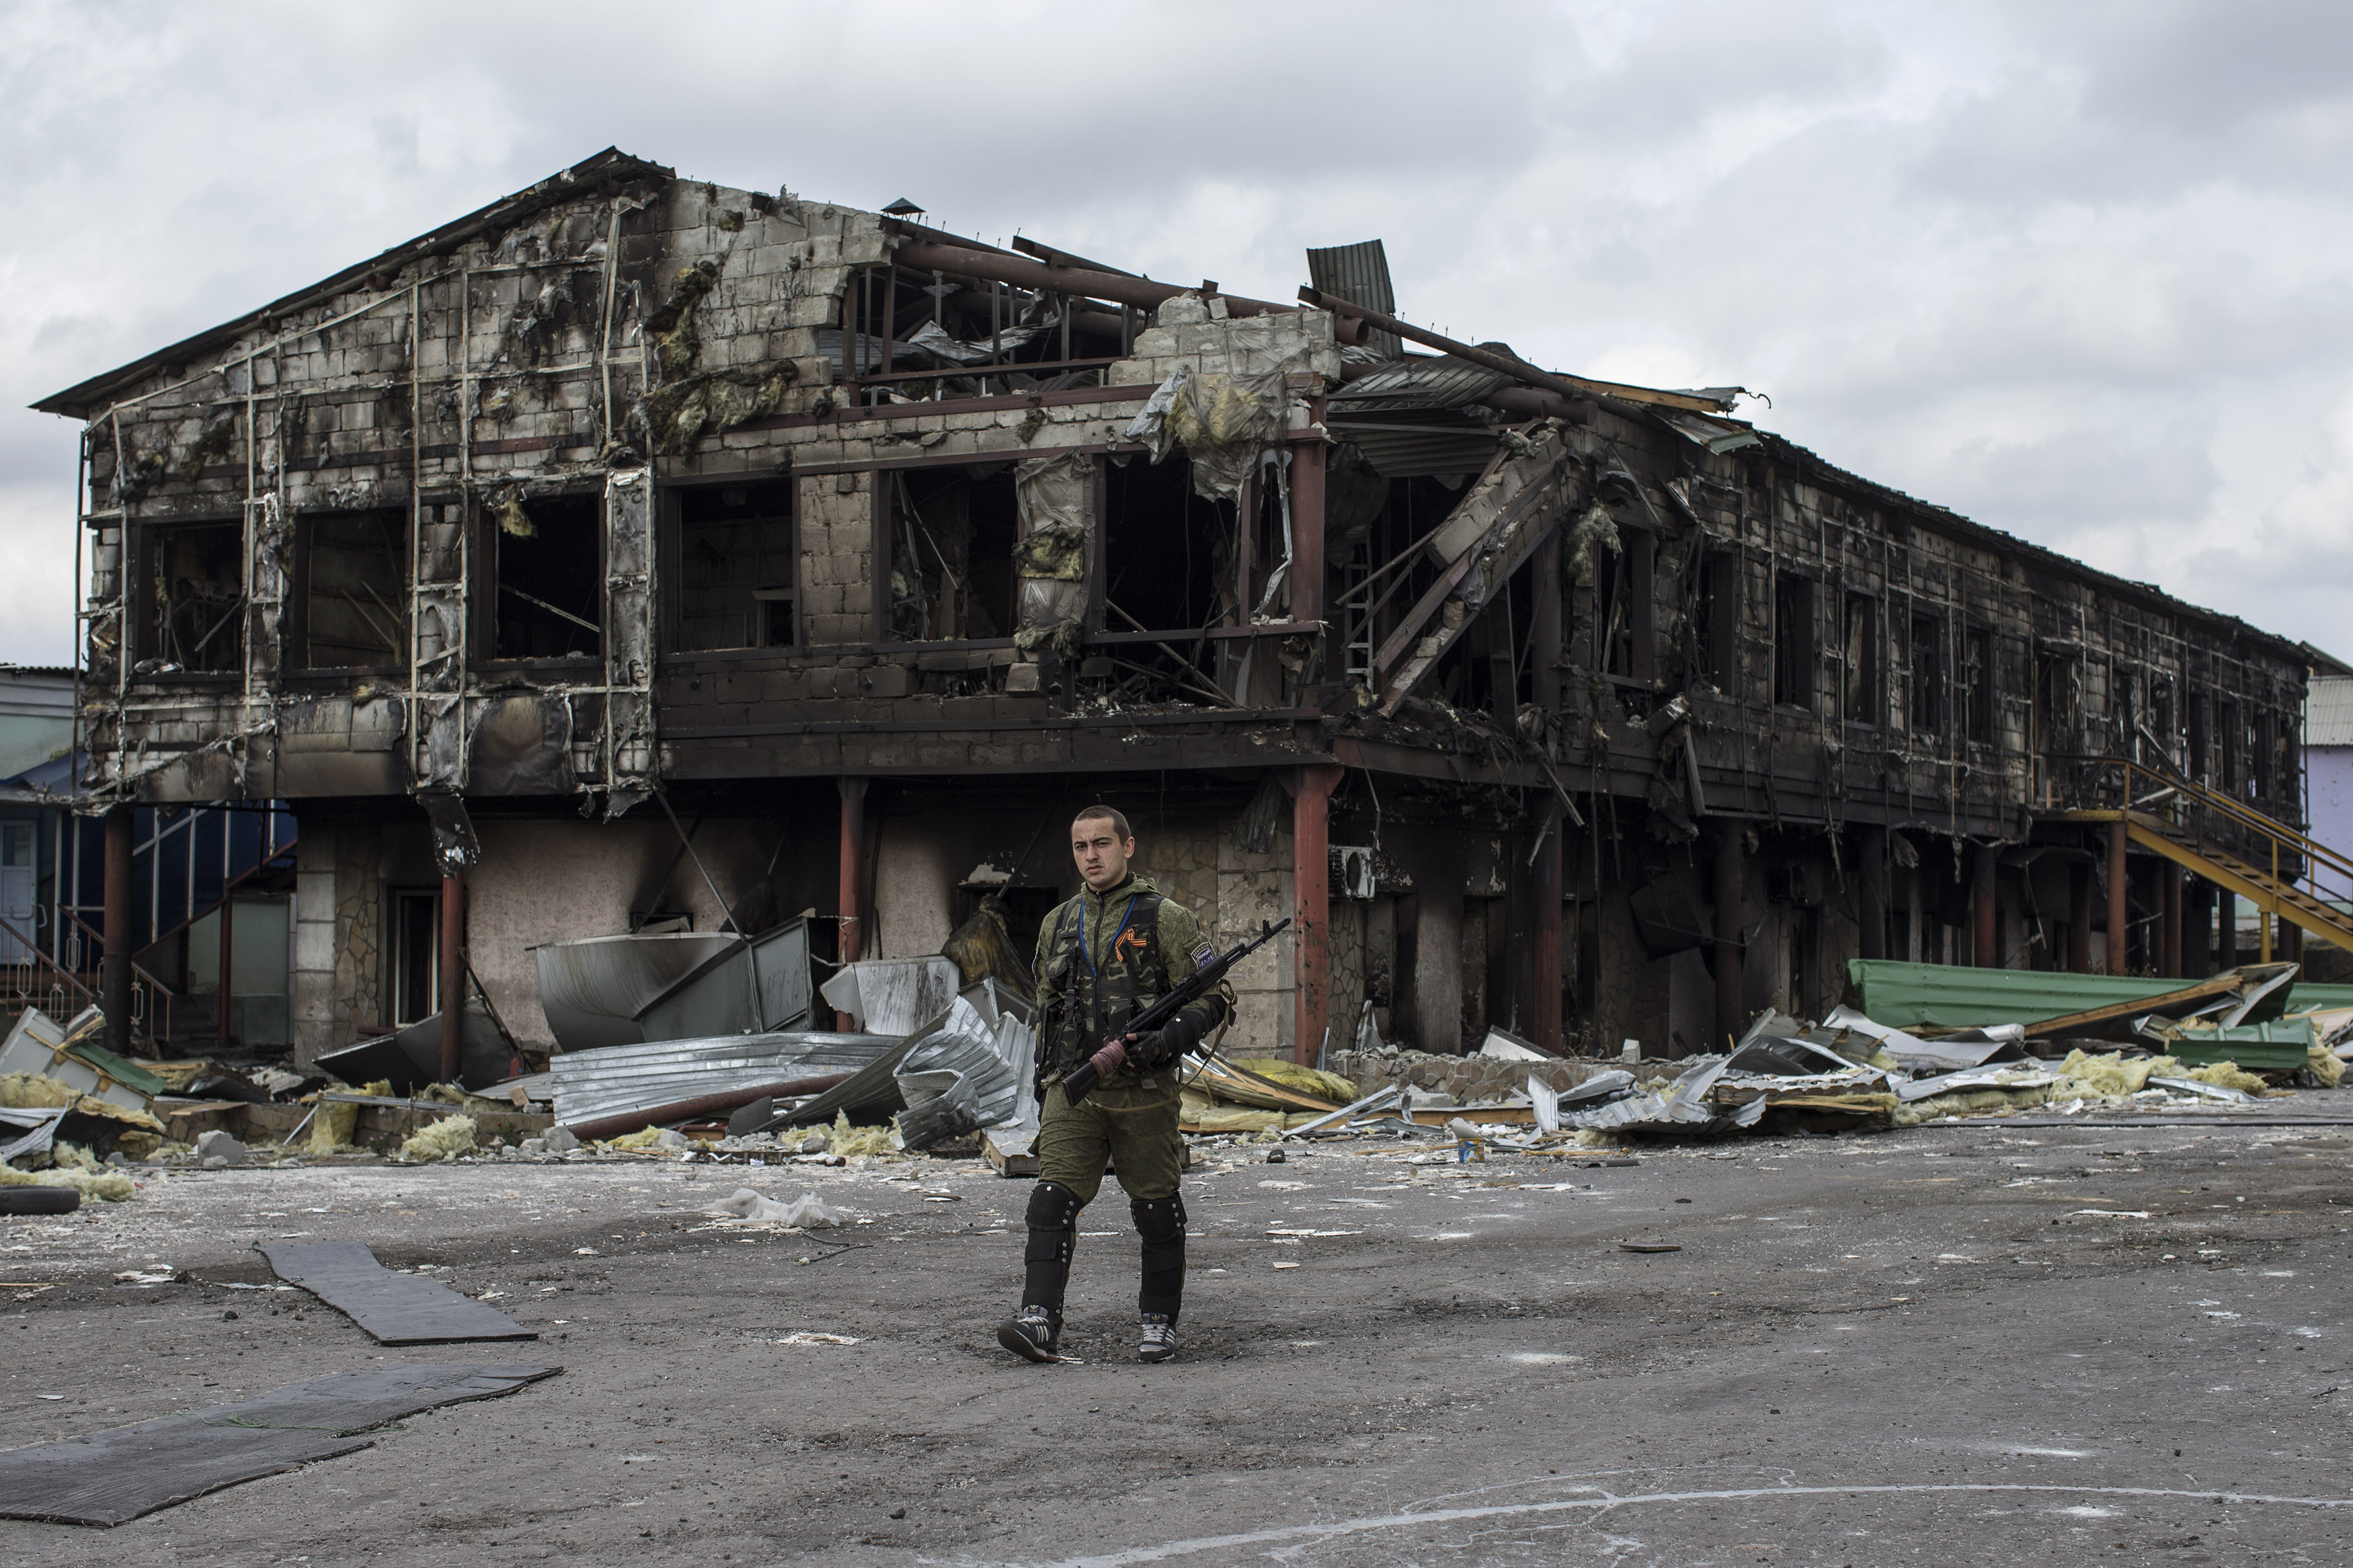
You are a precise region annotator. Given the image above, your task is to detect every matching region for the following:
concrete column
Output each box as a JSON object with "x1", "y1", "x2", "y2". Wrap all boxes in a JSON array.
[
  {"x1": 2186, "y1": 878, "x2": 2215, "y2": 976},
  {"x1": 1972, "y1": 842, "x2": 1998, "y2": 968},
  {"x1": 1857, "y1": 827, "x2": 1888, "y2": 962},
  {"x1": 438, "y1": 872, "x2": 463, "y2": 1083},
  {"x1": 2069, "y1": 860, "x2": 2093, "y2": 973},
  {"x1": 1291, "y1": 764, "x2": 1343, "y2": 1065},
  {"x1": 2107, "y1": 819, "x2": 2128, "y2": 975},
  {"x1": 2160, "y1": 864, "x2": 2182, "y2": 978},
  {"x1": 102, "y1": 805, "x2": 133, "y2": 1057},
  {"x1": 2218, "y1": 886, "x2": 2238, "y2": 970},
  {"x1": 1712, "y1": 818, "x2": 1744, "y2": 1050},
  {"x1": 217, "y1": 894, "x2": 235, "y2": 1047},
  {"x1": 1530, "y1": 533, "x2": 1564, "y2": 1051},
  {"x1": 836, "y1": 777, "x2": 869, "y2": 1028}
]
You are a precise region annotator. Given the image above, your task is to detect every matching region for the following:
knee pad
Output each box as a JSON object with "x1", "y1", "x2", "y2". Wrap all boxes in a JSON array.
[
  {"x1": 1129, "y1": 1192, "x2": 1187, "y2": 1244},
  {"x1": 1025, "y1": 1180, "x2": 1085, "y2": 1265}
]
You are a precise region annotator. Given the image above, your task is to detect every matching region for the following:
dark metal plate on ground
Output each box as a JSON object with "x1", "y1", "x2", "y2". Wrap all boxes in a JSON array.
[
  {"x1": 0, "y1": 1186, "x2": 79, "y2": 1214},
  {"x1": 0, "y1": 1363, "x2": 558, "y2": 1526},
  {"x1": 260, "y1": 1240, "x2": 536, "y2": 1345},
  {"x1": 1619, "y1": 1241, "x2": 1681, "y2": 1252}
]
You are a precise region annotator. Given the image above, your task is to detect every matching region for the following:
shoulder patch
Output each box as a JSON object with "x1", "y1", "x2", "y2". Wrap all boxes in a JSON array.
[{"x1": 1191, "y1": 941, "x2": 1215, "y2": 968}]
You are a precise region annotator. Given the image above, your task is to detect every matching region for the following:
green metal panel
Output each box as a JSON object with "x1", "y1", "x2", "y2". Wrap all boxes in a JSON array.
[
  {"x1": 1845, "y1": 960, "x2": 2353, "y2": 1032},
  {"x1": 2167, "y1": 1018, "x2": 2313, "y2": 1072}
]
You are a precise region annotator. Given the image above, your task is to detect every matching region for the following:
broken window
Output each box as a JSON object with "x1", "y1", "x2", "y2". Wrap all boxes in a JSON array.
[
  {"x1": 491, "y1": 494, "x2": 601, "y2": 661},
  {"x1": 2150, "y1": 675, "x2": 2177, "y2": 759},
  {"x1": 2034, "y1": 650, "x2": 2077, "y2": 757},
  {"x1": 1103, "y1": 453, "x2": 1229, "y2": 635},
  {"x1": 1842, "y1": 592, "x2": 1878, "y2": 723},
  {"x1": 2114, "y1": 664, "x2": 2140, "y2": 758},
  {"x1": 138, "y1": 519, "x2": 245, "y2": 673},
  {"x1": 1696, "y1": 549, "x2": 1738, "y2": 685},
  {"x1": 1907, "y1": 611, "x2": 1944, "y2": 737},
  {"x1": 673, "y1": 481, "x2": 796, "y2": 651},
  {"x1": 1625, "y1": 528, "x2": 1657, "y2": 686},
  {"x1": 299, "y1": 507, "x2": 407, "y2": 668},
  {"x1": 2188, "y1": 690, "x2": 2209, "y2": 783},
  {"x1": 388, "y1": 887, "x2": 439, "y2": 1026},
  {"x1": 1964, "y1": 626, "x2": 1993, "y2": 745},
  {"x1": 888, "y1": 465, "x2": 1020, "y2": 641},
  {"x1": 1771, "y1": 573, "x2": 1814, "y2": 711},
  {"x1": 2219, "y1": 699, "x2": 2242, "y2": 792}
]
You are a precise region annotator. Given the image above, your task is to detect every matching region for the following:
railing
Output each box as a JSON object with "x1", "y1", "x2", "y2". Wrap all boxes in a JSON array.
[
  {"x1": 2057, "y1": 754, "x2": 2353, "y2": 954},
  {"x1": 67, "y1": 912, "x2": 177, "y2": 1050}
]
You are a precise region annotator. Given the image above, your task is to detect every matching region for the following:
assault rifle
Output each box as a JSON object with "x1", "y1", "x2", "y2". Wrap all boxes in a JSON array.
[{"x1": 1059, "y1": 917, "x2": 1293, "y2": 1106}]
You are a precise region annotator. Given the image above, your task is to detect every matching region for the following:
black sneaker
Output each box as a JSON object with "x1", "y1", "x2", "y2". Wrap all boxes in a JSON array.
[
  {"x1": 1138, "y1": 1313, "x2": 1179, "y2": 1363},
  {"x1": 997, "y1": 1306, "x2": 1062, "y2": 1363}
]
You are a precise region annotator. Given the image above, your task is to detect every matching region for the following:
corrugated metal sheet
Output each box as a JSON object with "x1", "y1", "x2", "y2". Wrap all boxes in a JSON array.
[
  {"x1": 818, "y1": 957, "x2": 965, "y2": 1036},
  {"x1": 548, "y1": 1031, "x2": 898, "y2": 1124},
  {"x1": 2309, "y1": 676, "x2": 2353, "y2": 746},
  {"x1": 1306, "y1": 240, "x2": 1402, "y2": 360},
  {"x1": 1326, "y1": 419, "x2": 1498, "y2": 480},
  {"x1": 1329, "y1": 356, "x2": 1507, "y2": 413}
]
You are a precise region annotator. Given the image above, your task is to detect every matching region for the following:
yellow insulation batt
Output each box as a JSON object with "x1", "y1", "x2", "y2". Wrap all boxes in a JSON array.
[
  {"x1": 1178, "y1": 1089, "x2": 1323, "y2": 1132},
  {"x1": 1890, "y1": 1085, "x2": 2052, "y2": 1126},
  {"x1": 399, "y1": 1114, "x2": 476, "y2": 1162},
  {"x1": 309, "y1": 1078, "x2": 392, "y2": 1154},
  {"x1": 1222, "y1": 1058, "x2": 1360, "y2": 1104},
  {"x1": 806, "y1": 1111, "x2": 897, "y2": 1158},
  {"x1": 2307, "y1": 1045, "x2": 2345, "y2": 1088},
  {"x1": 2052, "y1": 1049, "x2": 2178, "y2": 1100},
  {"x1": 602, "y1": 1126, "x2": 668, "y2": 1151},
  {"x1": 2184, "y1": 1061, "x2": 2268, "y2": 1094},
  {"x1": 0, "y1": 1164, "x2": 134, "y2": 1201},
  {"x1": 0, "y1": 1073, "x2": 77, "y2": 1110}
]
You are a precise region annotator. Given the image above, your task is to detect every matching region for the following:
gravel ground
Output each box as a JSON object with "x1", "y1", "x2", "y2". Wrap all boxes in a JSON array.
[{"x1": 3, "y1": 1099, "x2": 2350, "y2": 1565}]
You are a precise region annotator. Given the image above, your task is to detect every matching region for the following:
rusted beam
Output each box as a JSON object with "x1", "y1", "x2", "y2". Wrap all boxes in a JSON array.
[
  {"x1": 1298, "y1": 286, "x2": 1740, "y2": 415},
  {"x1": 438, "y1": 872, "x2": 463, "y2": 1083},
  {"x1": 890, "y1": 238, "x2": 1295, "y2": 319},
  {"x1": 2107, "y1": 819, "x2": 2128, "y2": 975},
  {"x1": 1292, "y1": 764, "x2": 1344, "y2": 1065}
]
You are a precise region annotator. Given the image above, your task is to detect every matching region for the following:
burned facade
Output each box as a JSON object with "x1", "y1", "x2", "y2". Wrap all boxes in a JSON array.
[{"x1": 36, "y1": 149, "x2": 2325, "y2": 1071}]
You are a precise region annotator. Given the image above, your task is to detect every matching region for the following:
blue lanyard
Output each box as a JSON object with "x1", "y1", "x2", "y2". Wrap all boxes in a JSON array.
[{"x1": 1080, "y1": 891, "x2": 1142, "y2": 977}]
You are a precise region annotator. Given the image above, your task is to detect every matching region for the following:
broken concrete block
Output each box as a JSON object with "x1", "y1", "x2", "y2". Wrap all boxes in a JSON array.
[
  {"x1": 542, "y1": 1126, "x2": 581, "y2": 1155},
  {"x1": 194, "y1": 1130, "x2": 249, "y2": 1168}
]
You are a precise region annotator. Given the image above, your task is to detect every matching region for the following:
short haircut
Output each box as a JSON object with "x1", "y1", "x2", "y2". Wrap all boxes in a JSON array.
[{"x1": 1073, "y1": 804, "x2": 1133, "y2": 841}]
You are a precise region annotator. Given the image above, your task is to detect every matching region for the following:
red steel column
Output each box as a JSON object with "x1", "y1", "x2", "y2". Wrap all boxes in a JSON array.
[
  {"x1": 836, "y1": 776, "x2": 869, "y2": 1028},
  {"x1": 1291, "y1": 763, "x2": 1343, "y2": 1065},
  {"x1": 1289, "y1": 407, "x2": 1326, "y2": 630},
  {"x1": 2107, "y1": 819, "x2": 2128, "y2": 975},
  {"x1": 1529, "y1": 532, "x2": 1564, "y2": 1051},
  {"x1": 102, "y1": 805, "x2": 133, "y2": 1057},
  {"x1": 438, "y1": 872, "x2": 463, "y2": 1083}
]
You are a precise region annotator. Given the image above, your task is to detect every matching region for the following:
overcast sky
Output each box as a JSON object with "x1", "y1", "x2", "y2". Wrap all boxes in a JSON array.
[{"x1": 5, "y1": 0, "x2": 2352, "y2": 666}]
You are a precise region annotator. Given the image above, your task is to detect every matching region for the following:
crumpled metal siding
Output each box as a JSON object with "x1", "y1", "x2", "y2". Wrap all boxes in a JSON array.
[
  {"x1": 549, "y1": 1030, "x2": 899, "y2": 1124},
  {"x1": 1306, "y1": 240, "x2": 1402, "y2": 360}
]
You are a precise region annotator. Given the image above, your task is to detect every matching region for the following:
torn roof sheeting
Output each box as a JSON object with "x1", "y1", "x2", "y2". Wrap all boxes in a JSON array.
[
  {"x1": 1306, "y1": 240, "x2": 1404, "y2": 360},
  {"x1": 1326, "y1": 355, "x2": 1509, "y2": 479}
]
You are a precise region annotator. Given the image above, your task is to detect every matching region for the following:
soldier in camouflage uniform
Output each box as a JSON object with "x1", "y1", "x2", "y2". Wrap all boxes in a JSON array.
[{"x1": 997, "y1": 805, "x2": 1232, "y2": 1364}]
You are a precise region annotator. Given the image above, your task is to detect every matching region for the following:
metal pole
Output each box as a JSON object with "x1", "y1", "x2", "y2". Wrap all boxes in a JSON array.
[
  {"x1": 836, "y1": 776, "x2": 869, "y2": 1025},
  {"x1": 102, "y1": 806, "x2": 132, "y2": 1056},
  {"x1": 1530, "y1": 532, "x2": 1564, "y2": 1051},
  {"x1": 1291, "y1": 764, "x2": 1343, "y2": 1066},
  {"x1": 2107, "y1": 818, "x2": 2128, "y2": 975},
  {"x1": 438, "y1": 872, "x2": 463, "y2": 1083},
  {"x1": 216, "y1": 893, "x2": 234, "y2": 1046},
  {"x1": 1713, "y1": 817, "x2": 1744, "y2": 1048}
]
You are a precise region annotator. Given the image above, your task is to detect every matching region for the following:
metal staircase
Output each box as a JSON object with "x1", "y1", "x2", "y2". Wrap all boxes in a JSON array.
[{"x1": 2063, "y1": 757, "x2": 2353, "y2": 958}]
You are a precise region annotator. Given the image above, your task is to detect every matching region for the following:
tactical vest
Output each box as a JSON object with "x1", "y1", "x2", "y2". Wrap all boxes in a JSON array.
[{"x1": 1039, "y1": 886, "x2": 1170, "y2": 1081}]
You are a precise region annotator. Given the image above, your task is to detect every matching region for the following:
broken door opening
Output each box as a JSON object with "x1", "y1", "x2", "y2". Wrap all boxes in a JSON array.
[
  {"x1": 299, "y1": 508, "x2": 407, "y2": 668},
  {"x1": 674, "y1": 480, "x2": 797, "y2": 651},
  {"x1": 1103, "y1": 455, "x2": 1225, "y2": 636},
  {"x1": 139, "y1": 519, "x2": 245, "y2": 673},
  {"x1": 491, "y1": 495, "x2": 602, "y2": 661},
  {"x1": 889, "y1": 465, "x2": 1019, "y2": 642}
]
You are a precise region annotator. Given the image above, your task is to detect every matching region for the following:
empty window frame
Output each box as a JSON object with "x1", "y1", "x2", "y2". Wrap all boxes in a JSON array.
[
  {"x1": 138, "y1": 519, "x2": 245, "y2": 673},
  {"x1": 2150, "y1": 674, "x2": 2177, "y2": 758},
  {"x1": 1624, "y1": 528, "x2": 1657, "y2": 686},
  {"x1": 674, "y1": 480, "x2": 797, "y2": 651},
  {"x1": 1771, "y1": 573, "x2": 1814, "y2": 711},
  {"x1": 1102, "y1": 454, "x2": 1236, "y2": 632},
  {"x1": 2034, "y1": 649, "x2": 2077, "y2": 757},
  {"x1": 2219, "y1": 699, "x2": 2242, "y2": 792},
  {"x1": 299, "y1": 507, "x2": 407, "y2": 668},
  {"x1": 1963, "y1": 626, "x2": 1994, "y2": 745},
  {"x1": 2113, "y1": 663, "x2": 2140, "y2": 758},
  {"x1": 2187, "y1": 688, "x2": 2210, "y2": 783},
  {"x1": 491, "y1": 494, "x2": 602, "y2": 661},
  {"x1": 1841, "y1": 592, "x2": 1879, "y2": 723},
  {"x1": 1696, "y1": 548, "x2": 1739, "y2": 686},
  {"x1": 888, "y1": 465, "x2": 1021, "y2": 642},
  {"x1": 1907, "y1": 611, "x2": 1944, "y2": 737}
]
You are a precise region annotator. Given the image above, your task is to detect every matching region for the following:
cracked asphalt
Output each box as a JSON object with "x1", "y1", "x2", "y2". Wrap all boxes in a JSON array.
[{"x1": 3, "y1": 1099, "x2": 2350, "y2": 1565}]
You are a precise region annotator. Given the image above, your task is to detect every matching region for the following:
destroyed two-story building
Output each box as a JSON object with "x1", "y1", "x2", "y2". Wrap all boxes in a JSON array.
[{"x1": 34, "y1": 148, "x2": 2327, "y2": 1076}]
